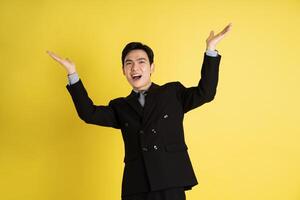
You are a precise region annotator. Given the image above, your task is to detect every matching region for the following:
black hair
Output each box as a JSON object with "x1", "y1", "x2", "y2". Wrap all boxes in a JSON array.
[{"x1": 121, "y1": 42, "x2": 154, "y2": 67}]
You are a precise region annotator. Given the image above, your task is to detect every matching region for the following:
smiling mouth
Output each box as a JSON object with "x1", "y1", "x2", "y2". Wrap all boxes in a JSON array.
[{"x1": 132, "y1": 75, "x2": 142, "y2": 81}]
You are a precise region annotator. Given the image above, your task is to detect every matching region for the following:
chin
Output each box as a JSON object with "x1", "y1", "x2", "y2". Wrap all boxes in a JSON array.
[
  {"x1": 132, "y1": 83, "x2": 143, "y2": 88},
  {"x1": 132, "y1": 82, "x2": 145, "y2": 89}
]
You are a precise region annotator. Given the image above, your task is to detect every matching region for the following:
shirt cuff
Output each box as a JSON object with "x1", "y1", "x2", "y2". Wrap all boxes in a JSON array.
[
  {"x1": 205, "y1": 49, "x2": 218, "y2": 57},
  {"x1": 67, "y1": 72, "x2": 80, "y2": 85}
]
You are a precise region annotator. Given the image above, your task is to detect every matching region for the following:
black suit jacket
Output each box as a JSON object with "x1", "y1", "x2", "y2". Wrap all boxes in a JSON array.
[{"x1": 66, "y1": 52, "x2": 221, "y2": 197}]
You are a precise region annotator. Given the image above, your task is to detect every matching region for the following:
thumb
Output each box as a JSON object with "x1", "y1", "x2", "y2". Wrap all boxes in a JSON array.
[
  {"x1": 209, "y1": 30, "x2": 214, "y2": 38},
  {"x1": 66, "y1": 58, "x2": 73, "y2": 64}
]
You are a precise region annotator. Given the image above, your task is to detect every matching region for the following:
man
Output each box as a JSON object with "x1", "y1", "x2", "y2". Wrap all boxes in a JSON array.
[{"x1": 47, "y1": 23, "x2": 232, "y2": 200}]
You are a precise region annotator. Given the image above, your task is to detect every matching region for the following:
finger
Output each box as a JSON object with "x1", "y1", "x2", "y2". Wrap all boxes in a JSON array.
[
  {"x1": 222, "y1": 23, "x2": 232, "y2": 33},
  {"x1": 217, "y1": 24, "x2": 231, "y2": 37},
  {"x1": 47, "y1": 50, "x2": 62, "y2": 60},
  {"x1": 50, "y1": 52, "x2": 63, "y2": 61},
  {"x1": 47, "y1": 51, "x2": 64, "y2": 63},
  {"x1": 207, "y1": 31, "x2": 214, "y2": 40}
]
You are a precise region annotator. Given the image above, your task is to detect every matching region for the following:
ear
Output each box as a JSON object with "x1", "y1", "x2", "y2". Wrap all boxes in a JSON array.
[{"x1": 150, "y1": 63, "x2": 155, "y2": 74}]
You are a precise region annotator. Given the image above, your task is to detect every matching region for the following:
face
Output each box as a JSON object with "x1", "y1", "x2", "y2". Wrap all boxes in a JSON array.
[{"x1": 122, "y1": 49, "x2": 155, "y2": 91}]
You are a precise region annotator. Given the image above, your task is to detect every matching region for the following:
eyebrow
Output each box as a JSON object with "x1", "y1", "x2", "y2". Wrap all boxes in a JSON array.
[{"x1": 125, "y1": 57, "x2": 147, "y2": 63}]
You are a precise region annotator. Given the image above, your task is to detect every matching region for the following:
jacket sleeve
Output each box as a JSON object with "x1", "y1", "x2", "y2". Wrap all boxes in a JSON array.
[
  {"x1": 66, "y1": 79, "x2": 120, "y2": 129},
  {"x1": 176, "y1": 52, "x2": 221, "y2": 113}
]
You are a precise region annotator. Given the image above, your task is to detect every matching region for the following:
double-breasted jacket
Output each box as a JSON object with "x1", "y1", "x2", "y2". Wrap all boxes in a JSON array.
[{"x1": 66, "y1": 52, "x2": 221, "y2": 197}]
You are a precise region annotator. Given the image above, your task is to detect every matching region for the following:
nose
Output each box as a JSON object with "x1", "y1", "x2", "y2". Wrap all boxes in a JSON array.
[{"x1": 131, "y1": 62, "x2": 139, "y2": 72}]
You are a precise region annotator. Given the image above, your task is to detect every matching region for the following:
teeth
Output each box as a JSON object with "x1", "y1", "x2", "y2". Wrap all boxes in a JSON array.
[
  {"x1": 132, "y1": 75, "x2": 142, "y2": 80},
  {"x1": 132, "y1": 75, "x2": 141, "y2": 78}
]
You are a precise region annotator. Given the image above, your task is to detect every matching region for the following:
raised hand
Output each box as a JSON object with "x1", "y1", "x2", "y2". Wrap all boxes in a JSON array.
[
  {"x1": 206, "y1": 23, "x2": 232, "y2": 51},
  {"x1": 46, "y1": 50, "x2": 77, "y2": 75}
]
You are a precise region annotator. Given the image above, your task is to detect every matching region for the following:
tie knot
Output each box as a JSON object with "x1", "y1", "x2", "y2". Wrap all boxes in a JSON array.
[{"x1": 139, "y1": 90, "x2": 148, "y2": 96}]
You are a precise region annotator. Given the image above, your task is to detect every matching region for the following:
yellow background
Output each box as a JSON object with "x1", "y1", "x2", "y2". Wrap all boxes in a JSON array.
[{"x1": 1, "y1": 0, "x2": 299, "y2": 199}]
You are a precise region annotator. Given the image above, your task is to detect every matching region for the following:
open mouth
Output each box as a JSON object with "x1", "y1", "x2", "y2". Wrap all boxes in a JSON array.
[{"x1": 132, "y1": 74, "x2": 142, "y2": 81}]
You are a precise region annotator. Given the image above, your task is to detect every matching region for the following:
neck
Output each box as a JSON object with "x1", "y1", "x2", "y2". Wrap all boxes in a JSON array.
[{"x1": 133, "y1": 82, "x2": 152, "y2": 93}]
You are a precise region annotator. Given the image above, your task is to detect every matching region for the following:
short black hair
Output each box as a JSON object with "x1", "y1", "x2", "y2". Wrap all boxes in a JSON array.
[{"x1": 121, "y1": 42, "x2": 154, "y2": 67}]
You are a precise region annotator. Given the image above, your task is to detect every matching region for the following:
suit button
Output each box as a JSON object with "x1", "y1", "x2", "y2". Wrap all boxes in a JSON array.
[
  {"x1": 163, "y1": 114, "x2": 168, "y2": 119},
  {"x1": 124, "y1": 122, "x2": 129, "y2": 127},
  {"x1": 142, "y1": 147, "x2": 148, "y2": 151},
  {"x1": 151, "y1": 129, "x2": 156, "y2": 134},
  {"x1": 153, "y1": 145, "x2": 158, "y2": 150},
  {"x1": 139, "y1": 130, "x2": 144, "y2": 134}
]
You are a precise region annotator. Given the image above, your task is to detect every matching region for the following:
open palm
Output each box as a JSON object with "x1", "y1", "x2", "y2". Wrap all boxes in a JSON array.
[
  {"x1": 46, "y1": 50, "x2": 76, "y2": 74},
  {"x1": 206, "y1": 23, "x2": 232, "y2": 51}
]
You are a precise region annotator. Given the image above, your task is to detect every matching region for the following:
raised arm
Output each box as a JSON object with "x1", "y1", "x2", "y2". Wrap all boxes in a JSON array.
[
  {"x1": 177, "y1": 23, "x2": 232, "y2": 113},
  {"x1": 46, "y1": 51, "x2": 120, "y2": 129}
]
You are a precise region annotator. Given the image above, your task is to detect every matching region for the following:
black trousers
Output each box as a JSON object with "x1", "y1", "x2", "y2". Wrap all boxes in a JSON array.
[{"x1": 122, "y1": 187, "x2": 186, "y2": 200}]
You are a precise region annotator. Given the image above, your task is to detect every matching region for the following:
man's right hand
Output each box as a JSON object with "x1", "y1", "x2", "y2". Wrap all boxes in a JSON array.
[{"x1": 46, "y1": 50, "x2": 77, "y2": 75}]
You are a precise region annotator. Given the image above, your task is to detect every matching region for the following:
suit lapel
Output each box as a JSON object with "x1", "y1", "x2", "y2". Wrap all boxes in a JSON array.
[
  {"x1": 125, "y1": 82, "x2": 160, "y2": 126},
  {"x1": 125, "y1": 90, "x2": 144, "y2": 117},
  {"x1": 142, "y1": 83, "x2": 159, "y2": 126}
]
